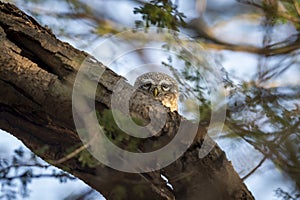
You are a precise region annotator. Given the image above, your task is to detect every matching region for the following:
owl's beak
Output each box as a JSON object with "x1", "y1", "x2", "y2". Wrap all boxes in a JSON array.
[{"x1": 153, "y1": 87, "x2": 159, "y2": 96}]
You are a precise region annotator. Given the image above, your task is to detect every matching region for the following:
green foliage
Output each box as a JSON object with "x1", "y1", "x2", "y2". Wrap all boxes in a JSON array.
[
  {"x1": 111, "y1": 185, "x2": 127, "y2": 200},
  {"x1": 78, "y1": 149, "x2": 99, "y2": 168},
  {"x1": 32, "y1": 145, "x2": 49, "y2": 156},
  {"x1": 60, "y1": 141, "x2": 100, "y2": 168},
  {"x1": 97, "y1": 109, "x2": 124, "y2": 137},
  {"x1": 97, "y1": 109, "x2": 142, "y2": 152},
  {"x1": 260, "y1": 0, "x2": 300, "y2": 29},
  {"x1": 133, "y1": 0, "x2": 186, "y2": 30},
  {"x1": 94, "y1": 22, "x2": 119, "y2": 35},
  {"x1": 132, "y1": 184, "x2": 148, "y2": 198}
]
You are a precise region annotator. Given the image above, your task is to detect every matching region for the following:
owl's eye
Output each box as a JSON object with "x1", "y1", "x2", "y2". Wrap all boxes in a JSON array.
[
  {"x1": 161, "y1": 84, "x2": 170, "y2": 91},
  {"x1": 141, "y1": 83, "x2": 152, "y2": 90}
]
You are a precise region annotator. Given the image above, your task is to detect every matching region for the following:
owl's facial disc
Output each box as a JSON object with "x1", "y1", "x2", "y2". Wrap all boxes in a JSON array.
[{"x1": 134, "y1": 72, "x2": 178, "y2": 112}]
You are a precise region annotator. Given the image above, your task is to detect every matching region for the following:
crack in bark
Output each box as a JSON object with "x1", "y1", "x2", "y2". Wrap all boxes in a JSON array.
[
  {"x1": 0, "y1": 79, "x2": 42, "y2": 106},
  {"x1": 2, "y1": 28, "x2": 64, "y2": 78}
]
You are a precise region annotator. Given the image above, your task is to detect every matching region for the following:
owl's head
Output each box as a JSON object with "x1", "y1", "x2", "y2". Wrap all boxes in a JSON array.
[{"x1": 134, "y1": 72, "x2": 178, "y2": 111}]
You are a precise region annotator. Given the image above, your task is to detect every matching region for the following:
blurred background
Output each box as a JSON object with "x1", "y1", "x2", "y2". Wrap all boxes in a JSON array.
[{"x1": 1, "y1": 0, "x2": 299, "y2": 199}]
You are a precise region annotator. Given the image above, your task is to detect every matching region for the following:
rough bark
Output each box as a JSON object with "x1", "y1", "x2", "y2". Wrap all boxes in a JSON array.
[{"x1": 0, "y1": 2, "x2": 254, "y2": 200}]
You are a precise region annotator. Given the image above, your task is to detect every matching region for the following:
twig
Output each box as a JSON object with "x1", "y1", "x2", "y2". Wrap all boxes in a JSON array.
[
  {"x1": 2, "y1": 173, "x2": 75, "y2": 181},
  {"x1": 236, "y1": 0, "x2": 263, "y2": 9},
  {"x1": 51, "y1": 143, "x2": 90, "y2": 165},
  {"x1": 293, "y1": 0, "x2": 300, "y2": 16},
  {"x1": 242, "y1": 156, "x2": 267, "y2": 180},
  {"x1": 0, "y1": 163, "x2": 50, "y2": 174}
]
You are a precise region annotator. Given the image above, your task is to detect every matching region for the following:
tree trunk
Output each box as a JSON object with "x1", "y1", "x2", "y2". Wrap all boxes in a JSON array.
[{"x1": 0, "y1": 2, "x2": 254, "y2": 200}]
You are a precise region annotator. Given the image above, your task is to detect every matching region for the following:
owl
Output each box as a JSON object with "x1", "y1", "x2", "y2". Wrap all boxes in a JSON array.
[{"x1": 134, "y1": 72, "x2": 178, "y2": 112}]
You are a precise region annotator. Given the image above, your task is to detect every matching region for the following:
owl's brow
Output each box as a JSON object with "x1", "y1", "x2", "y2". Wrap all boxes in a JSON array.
[
  {"x1": 141, "y1": 79, "x2": 154, "y2": 84},
  {"x1": 158, "y1": 80, "x2": 172, "y2": 85}
]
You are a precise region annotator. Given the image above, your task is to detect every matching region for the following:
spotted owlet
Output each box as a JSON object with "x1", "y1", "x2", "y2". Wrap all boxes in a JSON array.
[{"x1": 134, "y1": 72, "x2": 178, "y2": 112}]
